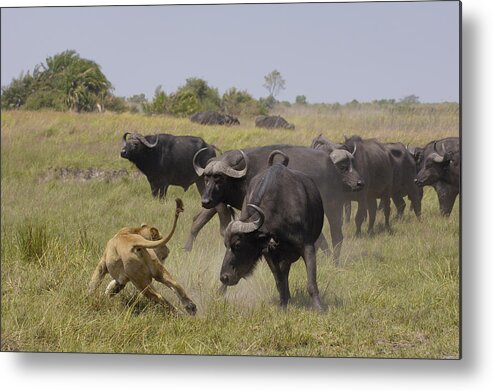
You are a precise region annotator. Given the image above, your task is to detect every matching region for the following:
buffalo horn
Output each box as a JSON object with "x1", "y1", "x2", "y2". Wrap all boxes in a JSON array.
[
  {"x1": 431, "y1": 152, "x2": 445, "y2": 163},
  {"x1": 433, "y1": 140, "x2": 446, "y2": 159},
  {"x1": 268, "y1": 150, "x2": 289, "y2": 167},
  {"x1": 135, "y1": 133, "x2": 159, "y2": 148},
  {"x1": 351, "y1": 143, "x2": 357, "y2": 157},
  {"x1": 229, "y1": 204, "x2": 265, "y2": 234},
  {"x1": 192, "y1": 147, "x2": 209, "y2": 177},
  {"x1": 220, "y1": 150, "x2": 248, "y2": 178},
  {"x1": 122, "y1": 132, "x2": 130, "y2": 143}
]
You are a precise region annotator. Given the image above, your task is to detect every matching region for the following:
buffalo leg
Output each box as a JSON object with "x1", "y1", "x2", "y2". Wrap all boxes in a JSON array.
[
  {"x1": 158, "y1": 185, "x2": 168, "y2": 199},
  {"x1": 302, "y1": 244, "x2": 323, "y2": 311},
  {"x1": 344, "y1": 201, "x2": 352, "y2": 223},
  {"x1": 381, "y1": 196, "x2": 392, "y2": 232},
  {"x1": 326, "y1": 203, "x2": 343, "y2": 265},
  {"x1": 408, "y1": 185, "x2": 423, "y2": 218},
  {"x1": 150, "y1": 184, "x2": 160, "y2": 198},
  {"x1": 367, "y1": 198, "x2": 377, "y2": 234},
  {"x1": 266, "y1": 257, "x2": 290, "y2": 308},
  {"x1": 355, "y1": 199, "x2": 367, "y2": 236},
  {"x1": 183, "y1": 208, "x2": 218, "y2": 251},
  {"x1": 215, "y1": 203, "x2": 234, "y2": 236},
  {"x1": 434, "y1": 182, "x2": 458, "y2": 216},
  {"x1": 392, "y1": 195, "x2": 406, "y2": 218}
]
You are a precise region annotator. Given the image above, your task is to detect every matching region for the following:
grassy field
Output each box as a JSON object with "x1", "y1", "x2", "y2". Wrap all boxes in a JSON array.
[{"x1": 1, "y1": 106, "x2": 459, "y2": 358}]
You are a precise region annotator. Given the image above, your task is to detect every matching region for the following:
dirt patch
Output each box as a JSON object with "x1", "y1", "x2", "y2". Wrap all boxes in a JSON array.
[{"x1": 40, "y1": 167, "x2": 142, "y2": 182}]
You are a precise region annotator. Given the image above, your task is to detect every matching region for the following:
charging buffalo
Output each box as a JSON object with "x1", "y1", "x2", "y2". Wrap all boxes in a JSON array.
[
  {"x1": 219, "y1": 151, "x2": 324, "y2": 310},
  {"x1": 188, "y1": 144, "x2": 359, "y2": 265}
]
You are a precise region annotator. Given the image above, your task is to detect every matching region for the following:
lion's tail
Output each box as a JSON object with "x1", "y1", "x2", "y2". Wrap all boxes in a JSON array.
[{"x1": 159, "y1": 198, "x2": 184, "y2": 245}]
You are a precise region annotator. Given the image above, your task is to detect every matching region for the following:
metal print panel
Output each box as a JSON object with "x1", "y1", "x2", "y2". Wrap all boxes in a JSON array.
[{"x1": 0, "y1": 1, "x2": 460, "y2": 358}]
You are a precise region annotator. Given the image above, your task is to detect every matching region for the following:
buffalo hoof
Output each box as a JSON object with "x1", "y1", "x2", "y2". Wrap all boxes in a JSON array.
[{"x1": 185, "y1": 301, "x2": 197, "y2": 315}]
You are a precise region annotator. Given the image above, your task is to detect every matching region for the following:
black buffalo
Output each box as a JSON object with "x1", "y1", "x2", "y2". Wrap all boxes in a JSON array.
[
  {"x1": 410, "y1": 137, "x2": 460, "y2": 216},
  {"x1": 121, "y1": 132, "x2": 233, "y2": 241},
  {"x1": 337, "y1": 136, "x2": 394, "y2": 235},
  {"x1": 188, "y1": 144, "x2": 356, "y2": 265},
  {"x1": 255, "y1": 115, "x2": 295, "y2": 130},
  {"x1": 384, "y1": 142, "x2": 423, "y2": 218},
  {"x1": 414, "y1": 138, "x2": 460, "y2": 213},
  {"x1": 120, "y1": 132, "x2": 217, "y2": 198},
  {"x1": 190, "y1": 111, "x2": 240, "y2": 126},
  {"x1": 219, "y1": 151, "x2": 324, "y2": 310}
]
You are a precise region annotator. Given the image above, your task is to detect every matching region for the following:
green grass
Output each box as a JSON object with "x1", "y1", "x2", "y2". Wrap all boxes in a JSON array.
[{"x1": 1, "y1": 108, "x2": 459, "y2": 357}]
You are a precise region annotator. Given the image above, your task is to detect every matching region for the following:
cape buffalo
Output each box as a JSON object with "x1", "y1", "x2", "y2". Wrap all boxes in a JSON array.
[
  {"x1": 120, "y1": 132, "x2": 233, "y2": 237},
  {"x1": 120, "y1": 132, "x2": 216, "y2": 198},
  {"x1": 190, "y1": 111, "x2": 240, "y2": 126},
  {"x1": 188, "y1": 144, "x2": 355, "y2": 265},
  {"x1": 384, "y1": 142, "x2": 423, "y2": 218},
  {"x1": 414, "y1": 140, "x2": 460, "y2": 212},
  {"x1": 338, "y1": 136, "x2": 394, "y2": 235},
  {"x1": 410, "y1": 137, "x2": 460, "y2": 216},
  {"x1": 255, "y1": 115, "x2": 295, "y2": 130},
  {"x1": 219, "y1": 151, "x2": 324, "y2": 310}
]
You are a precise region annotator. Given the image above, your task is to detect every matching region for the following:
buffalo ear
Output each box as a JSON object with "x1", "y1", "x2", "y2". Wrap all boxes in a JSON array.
[
  {"x1": 258, "y1": 233, "x2": 279, "y2": 254},
  {"x1": 257, "y1": 233, "x2": 271, "y2": 253},
  {"x1": 443, "y1": 151, "x2": 454, "y2": 162}
]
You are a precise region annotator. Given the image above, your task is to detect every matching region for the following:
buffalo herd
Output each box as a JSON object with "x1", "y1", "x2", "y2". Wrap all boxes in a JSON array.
[{"x1": 119, "y1": 128, "x2": 460, "y2": 311}]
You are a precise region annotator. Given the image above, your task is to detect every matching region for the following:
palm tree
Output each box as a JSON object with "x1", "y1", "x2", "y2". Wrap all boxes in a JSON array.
[{"x1": 38, "y1": 50, "x2": 112, "y2": 112}]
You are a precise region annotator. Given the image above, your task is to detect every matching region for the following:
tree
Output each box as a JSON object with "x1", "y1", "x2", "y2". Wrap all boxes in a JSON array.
[
  {"x1": 295, "y1": 95, "x2": 307, "y2": 105},
  {"x1": 263, "y1": 70, "x2": 286, "y2": 100},
  {"x1": 1, "y1": 71, "x2": 35, "y2": 109},
  {"x1": 1, "y1": 49, "x2": 113, "y2": 112},
  {"x1": 127, "y1": 93, "x2": 147, "y2": 104},
  {"x1": 399, "y1": 94, "x2": 420, "y2": 104},
  {"x1": 176, "y1": 77, "x2": 221, "y2": 112},
  {"x1": 222, "y1": 87, "x2": 267, "y2": 116}
]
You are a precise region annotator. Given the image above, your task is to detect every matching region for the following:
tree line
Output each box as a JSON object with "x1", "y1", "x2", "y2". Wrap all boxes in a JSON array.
[
  {"x1": 1, "y1": 50, "x2": 289, "y2": 116},
  {"x1": 2, "y1": 49, "x2": 453, "y2": 116}
]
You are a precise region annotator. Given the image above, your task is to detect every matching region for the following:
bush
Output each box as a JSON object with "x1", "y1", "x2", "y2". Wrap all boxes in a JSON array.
[
  {"x1": 222, "y1": 88, "x2": 267, "y2": 117},
  {"x1": 168, "y1": 90, "x2": 200, "y2": 117},
  {"x1": 24, "y1": 90, "x2": 66, "y2": 111},
  {"x1": 104, "y1": 95, "x2": 127, "y2": 113}
]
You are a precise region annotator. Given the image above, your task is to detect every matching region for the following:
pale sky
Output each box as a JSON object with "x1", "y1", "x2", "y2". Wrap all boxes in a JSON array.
[{"x1": 1, "y1": 1, "x2": 460, "y2": 103}]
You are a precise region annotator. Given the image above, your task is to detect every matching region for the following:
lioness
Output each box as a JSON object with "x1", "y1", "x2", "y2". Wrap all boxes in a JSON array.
[{"x1": 88, "y1": 199, "x2": 196, "y2": 315}]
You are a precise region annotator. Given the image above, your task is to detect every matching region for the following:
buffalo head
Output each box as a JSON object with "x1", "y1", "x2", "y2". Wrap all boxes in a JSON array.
[
  {"x1": 406, "y1": 144, "x2": 425, "y2": 172},
  {"x1": 193, "y1": 149, "x2": 248, "y2": 209},
  {"x1": 330, "y1": 144, "x2": 364, "y2": 192},
  {"x1": 414, "y1": 142, "x2": 454, "y2": 187},
  {"x1": 120, "y1": 132, "x2": 159, "y2": 160},
  {"x1": 220, "y1": 204, "x2": 269, "y2": 286}
]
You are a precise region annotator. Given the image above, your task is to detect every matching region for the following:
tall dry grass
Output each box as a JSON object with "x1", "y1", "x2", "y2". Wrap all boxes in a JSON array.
[{"x1": 1, "y1": 106, "x2": 459, "y2": 357}]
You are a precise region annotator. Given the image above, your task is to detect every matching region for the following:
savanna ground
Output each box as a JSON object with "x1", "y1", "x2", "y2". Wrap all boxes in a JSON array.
[{"x1": 1, "y1": 104, "x2": 460, "y2": 358}]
